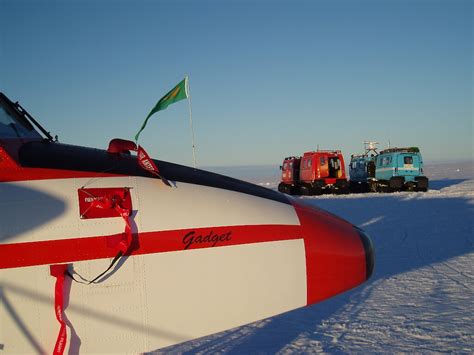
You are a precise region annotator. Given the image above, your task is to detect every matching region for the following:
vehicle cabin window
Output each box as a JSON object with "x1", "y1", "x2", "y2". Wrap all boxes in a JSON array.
[
  {"x1": 283, "y1": 162, "x2": 288, "y2": 170},
  {"x1": 0, "y1": 106, "x2": 41, "y2": 139},
  {"x1": 320, "y1": 157, "x2": 326, "y2": 165},
  {"x1": 351, "y1": 161, "x2": 357, "y2": 169},
  {"x1": 289, "y1": 162, "x2": 293, "y2": 169},
  {"x1": 308, "y1": 159, "x2": 312, "y2": 168},
  {"x1": 381, "y1": 156, "x2": 392, "y2": 166},
  {"x1": 404, "y1": 156, "x2": 413, "y2": 164}
]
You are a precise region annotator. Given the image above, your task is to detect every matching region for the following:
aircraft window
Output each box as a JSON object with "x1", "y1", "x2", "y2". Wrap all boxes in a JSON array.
[
  {"x1": 404, "y1": 156, "x2": 413, "y2": 164},
  {"x1": 0, "y1": 105, "x2": 41, "y2": 139}
]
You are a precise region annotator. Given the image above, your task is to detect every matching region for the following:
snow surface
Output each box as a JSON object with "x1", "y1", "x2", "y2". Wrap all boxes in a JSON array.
[{"x1": 161, "y1": 161, "x2": 473, "y2": 353}]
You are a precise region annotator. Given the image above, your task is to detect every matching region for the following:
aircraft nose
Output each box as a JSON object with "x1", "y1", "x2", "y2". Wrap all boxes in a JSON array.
[
  {"x1": 353, "y1": 226, "x2": 375, "y2": 280},
  {"x1": 291, "y1": 201, "x2": 375, "y2": 305}
]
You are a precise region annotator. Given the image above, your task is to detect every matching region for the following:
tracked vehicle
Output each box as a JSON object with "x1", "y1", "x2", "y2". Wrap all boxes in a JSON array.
[
  {"x1": 372, "y1": 147, "x2": 428, "y2": 192},
  {"x1": 349, "y1": 143, "x2": 428, "y2": 193},
  {"x1": 279, "y1": 150, "x2": 349, "y2": 195}
]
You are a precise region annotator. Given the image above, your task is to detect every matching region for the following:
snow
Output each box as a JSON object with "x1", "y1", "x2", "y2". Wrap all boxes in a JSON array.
[{"x1": 161, "y1": 161, "x2": 473, "y2": 353}]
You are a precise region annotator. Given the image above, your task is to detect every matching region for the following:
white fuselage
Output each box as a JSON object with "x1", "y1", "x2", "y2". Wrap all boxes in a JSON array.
[{"x1": 1, "y1": 177, "x2": 307, "y2": 353}]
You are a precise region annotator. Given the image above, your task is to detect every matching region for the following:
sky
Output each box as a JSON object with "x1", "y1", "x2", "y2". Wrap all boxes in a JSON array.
[{"x1": 0, "y1": 0, "x2": 472, "y2": 167}]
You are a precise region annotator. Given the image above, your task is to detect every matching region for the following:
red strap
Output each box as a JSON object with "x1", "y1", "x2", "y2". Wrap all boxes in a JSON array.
[
  {"x1": 137, "y1": 145, "x2": 160, "y2": 176},
  {"x1": 49, "y1": 203, "x2": 132, "y2": 353},
  {"x1": 106, "y1": 139, "x2": 170, "y2": 186},
  {"x1": 67, "y1": 191, "x2": 133, "y2": 284},
  {"x1": 50, "y1": 264, "x2": 69, "y2": 355},
  {"x1": 137, "y1": 145, "x2": 171, "y2": 186},
  {"x1": 114, "y1": 202, "x2": 132, "y2": 254},
  {"x1": 87, "y1": 192, "x2": 132, "y2": 254}
]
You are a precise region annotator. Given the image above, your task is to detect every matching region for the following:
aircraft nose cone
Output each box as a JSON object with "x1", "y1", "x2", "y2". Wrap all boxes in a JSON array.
[
  {"x1": 291, "y1": 200, "x2": 375, "y2": 305},
  {"x1": 354, "y1": 226, "x2": 375, "y2": 280}
]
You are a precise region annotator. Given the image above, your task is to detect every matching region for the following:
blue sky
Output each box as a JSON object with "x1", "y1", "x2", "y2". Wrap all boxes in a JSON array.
[{"x1": 0, "y1": 0, "x2": 472, "y2": 167}]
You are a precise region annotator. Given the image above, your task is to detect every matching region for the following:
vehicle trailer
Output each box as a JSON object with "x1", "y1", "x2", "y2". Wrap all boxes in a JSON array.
[
  {"x1": 279, "y1": 150, "x2": 349, "y2": 195},
  {"x1": 278, "y1": 156, "x2": 300, "y2": 195},
  {"x1": 349, "y1": 141, "x2": 378, "y2": 193}
]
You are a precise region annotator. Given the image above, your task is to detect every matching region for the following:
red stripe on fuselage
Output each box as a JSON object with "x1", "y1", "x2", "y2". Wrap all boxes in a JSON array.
[{"x1": 0, "y1": 224, "x2": 302, "y2": 269}]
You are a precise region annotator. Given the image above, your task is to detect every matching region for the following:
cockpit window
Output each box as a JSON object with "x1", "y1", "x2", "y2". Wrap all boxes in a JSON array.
[{"x1": 0, "y1": 104, "x2": 42, "y2": 139}]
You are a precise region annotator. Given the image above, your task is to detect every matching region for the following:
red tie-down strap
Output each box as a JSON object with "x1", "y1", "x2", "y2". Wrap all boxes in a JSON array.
[
  {"x1": 50, "y1": 264, "x2": 69, "y2": 355},
  {"x1": 137, "y1": 145, "x2": 171, "y2": 186},
  {"x1": 112, "y1": 200, "x2": 133, "y2": 254},
  {"x1": 107, "y1": 138, "x2": 171, "y2": 186},
  {"x1": 49, "y1": 192, "x2": 134, "y2": 353},
  {"x1": 69, "y1": 189, "x2": 134, "y2": 284}
]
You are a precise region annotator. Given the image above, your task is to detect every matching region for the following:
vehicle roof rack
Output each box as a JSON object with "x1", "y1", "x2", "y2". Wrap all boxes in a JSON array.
[
  {"x1": 380, "y1": 147, "x2": 420, "y2": 154},
  {"x1": 305, "y1": 149, "x2": 341, "y2": 154}
]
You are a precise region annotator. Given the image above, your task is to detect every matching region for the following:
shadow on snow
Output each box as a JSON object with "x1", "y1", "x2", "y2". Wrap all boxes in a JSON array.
[{"x1": 428, "y1": 178, "x2": 467, "y2": 190}]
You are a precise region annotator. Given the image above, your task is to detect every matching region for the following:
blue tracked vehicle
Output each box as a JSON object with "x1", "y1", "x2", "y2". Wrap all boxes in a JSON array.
[
  {"x1": 372, "y1": 147, "x2": 428, "y2": 192},
  {"x1": 349, "y1": 143, "x2": 429, "y2": 193}
]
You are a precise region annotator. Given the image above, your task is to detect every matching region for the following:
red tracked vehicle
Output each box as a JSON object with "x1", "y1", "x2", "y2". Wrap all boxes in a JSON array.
[{"x1": 279, "y1": 150, "x2": 349, "y2": 195}]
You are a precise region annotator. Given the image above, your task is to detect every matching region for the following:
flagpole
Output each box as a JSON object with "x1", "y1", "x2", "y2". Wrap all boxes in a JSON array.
[{"x1": 186, "y1": 76, "x2": 197, "y2": 168}]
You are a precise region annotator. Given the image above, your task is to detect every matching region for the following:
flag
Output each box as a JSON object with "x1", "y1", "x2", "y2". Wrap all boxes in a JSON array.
[{"x1": 135, "y1": 77, "x2": 189, "y2": 141}]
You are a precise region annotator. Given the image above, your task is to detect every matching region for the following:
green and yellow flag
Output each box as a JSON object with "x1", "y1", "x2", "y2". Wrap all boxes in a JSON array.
[{"x1": 135, "y1": 77, "x2": 189, "y2": 141}]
